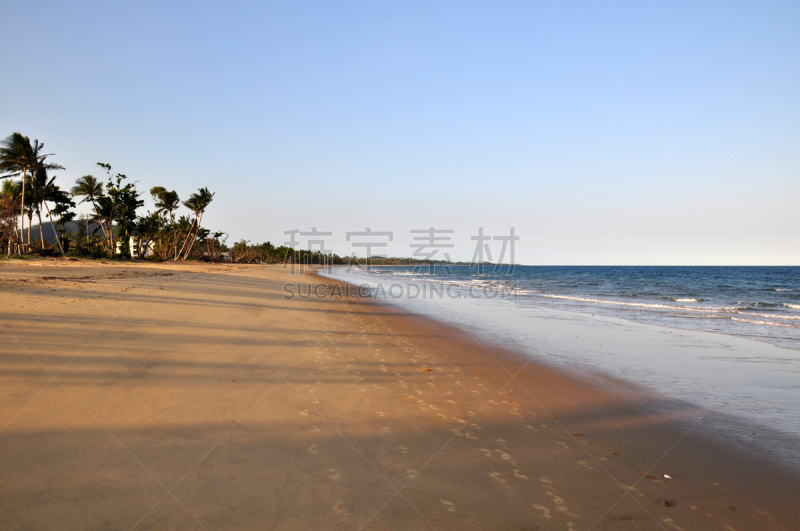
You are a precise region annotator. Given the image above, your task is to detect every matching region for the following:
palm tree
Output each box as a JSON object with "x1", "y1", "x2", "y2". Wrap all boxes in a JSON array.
[
  {"x1": 177, "y1": 187, "x2": 214, "y2": 260},
  {"x1": 0, "y1": 179, "x2": 19, "y2": 203},
  {"x1": 150, "y1": 187, "x2": 180, "y2": 223},
  {"x1": 0, "y1": 133, "x2": 35, "y2": 246},
  {"x1": 0, "y1": 134, "x2": 64, "y2": 250},
  {"x1": 71, "y1": 175, "x2": 108, "y2": 245},
  {"x1": 29, "y1": 166, "x2": 73, "y2": 255},
  {"x1": 90, "y1": 195, "x2": 115, "y2": 254},
  {"x1": 0, "y1": 180, "x2": 21, "y2": 255},
  {"x1": 149, "y1": 187, "x2": 181, "y2": 259},
  {"x1": 52, "y1": 202, "x2": 75, "y2": 253},
  {"x1": 28, "y1": 166, "x2": 50, "y2": 248},
  {"x1": 161, "y1": 191, "x2": 180, "y2": 224}
]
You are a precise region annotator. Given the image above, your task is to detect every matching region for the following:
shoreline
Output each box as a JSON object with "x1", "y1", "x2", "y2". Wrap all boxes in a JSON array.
[
  {"x1": 321, "y1": 264, "x2": 800, "y2": 352},
  {"x1": 320, "y1": 265, "x2": 800, "y2": 469},
  {"x1": 1, "y1": 259, "x2": 798, "y2": 529}
]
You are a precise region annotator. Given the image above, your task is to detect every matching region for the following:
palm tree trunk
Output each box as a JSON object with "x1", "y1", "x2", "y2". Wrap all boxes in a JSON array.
[
  {"x1": 185, "y1": 214, "x2": 204, "y2": 260},
  {"x1": 107, "y1": 216, "x2": 115, "y2": 256},
  {"x1": 181, "y1": 224, "x2": 195, "y2": 260},
  {"x1": 169, "y1": 211, "x2": 179, "y2": 259},
  {"x1": 36, "y1": 209, "x2": 46, "y2": 247},
  {"x1": 176, "y1": 216, "x2": 196, "y2": 261},
  {"x1": 43, "y1": 201, "x2": 64, "y2": 256},
  {"x1": 183, "y1": 212, "x2": 204, "y2": 260},
  {"x1": 19, "y1": 169, "x2": 26, "y2": 248}
]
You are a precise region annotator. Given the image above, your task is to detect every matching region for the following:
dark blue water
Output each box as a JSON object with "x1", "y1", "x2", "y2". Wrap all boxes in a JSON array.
[{"x1": 342, "y1": 265, "x2": 800, "y2": 350}]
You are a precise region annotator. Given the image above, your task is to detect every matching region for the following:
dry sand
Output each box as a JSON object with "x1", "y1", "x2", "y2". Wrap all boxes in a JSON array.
[{"x1": 0, "y1": 259, "x2": 798, "y2": 530}]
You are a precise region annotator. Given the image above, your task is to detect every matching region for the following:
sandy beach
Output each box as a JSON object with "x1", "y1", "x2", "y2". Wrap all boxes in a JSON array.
[{"x1": 1, "y1": 259, "x2": 798, "y2": 530}]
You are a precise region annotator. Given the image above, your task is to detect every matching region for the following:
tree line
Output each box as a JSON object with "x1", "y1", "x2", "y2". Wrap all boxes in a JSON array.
[
  {"x1": 0, "y1": 131, "x2": 223, "y2": 260},
  {"x1": 0, "y1": 132, "x2": 352, "y2": 264}
]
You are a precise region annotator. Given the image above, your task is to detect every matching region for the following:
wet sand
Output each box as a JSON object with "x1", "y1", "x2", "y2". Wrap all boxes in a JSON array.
[{"x1": 0, "y1": 259, "x2": 798, "y2": 529}]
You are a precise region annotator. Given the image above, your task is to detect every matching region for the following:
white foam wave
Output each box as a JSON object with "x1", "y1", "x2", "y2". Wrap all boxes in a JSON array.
[
  {"x1": 775, "y1": 289, "x2": 794, "y2": 292},
  {"x1": 784, "y1": 303, "x2": 800, "y2": 310},
  {"x1": 740, "y1": 312, "x2": 800, "y2": 321},
  {"x1": 731, "y1": 317, "x2": 800, "y2": 329},
  {"x1": 673, "y1": 298, "x2": 700, "y2": 302},
  {"x1": 538, "y1": 294, "x2": 720, "y2": 313}
]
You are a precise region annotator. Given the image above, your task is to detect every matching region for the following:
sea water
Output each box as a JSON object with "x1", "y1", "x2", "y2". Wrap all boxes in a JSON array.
[{"x1": 321, "y1": 265, "x2": 800, "y2": 467}]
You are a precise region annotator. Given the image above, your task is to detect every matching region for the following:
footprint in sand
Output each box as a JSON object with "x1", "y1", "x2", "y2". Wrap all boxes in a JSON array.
[
  {"x1": 513, "y1": 469, "x2": 528, "y2": 479},
  {"x1": 554, "y1": 440, "x2": 568, "y2": 449},
  {"x1": 533, "y1": 505, "x2": 551, "y2": 519},
  {"x1": 480, "y1": 449, "x2": 492, "y2": 458},
  {"x1": 398, "y1": 446, "x2": 408, "y2": 454},
  {"x1": 577, "y1": 460, "x2": 594, "y2": 470},
  {"x1": 333, "y1": 500, "x2": 348, "y2": 516},
  {"x1": 625, "y1": 486, "x2": 644, "y2": 497},
  {"x1": 526, "y1": 425, "x2": 538, "y2": 432},
  {"x1": 308, "y1": 445, "x2": 319, "y2": 454},
  {"x1": 489, "y1": 472, "x2": 506, "y2": 483},
  {"x1": 690, "y1": 506, "x2": 713, "y2": 517},
  {"x1": 547, "y1": 492, "x2": 577, "y2": 518},
  {"x1": 299, "y1": 410, "x2": 308, "y2": 416},
  {"x1": 440, "y1": 500, "x2": 455, "y2": 512},
  {"x1": 329, "y1": 468, "x2": 341, "y2": 480},
  {"x1": 406, "y1": 469, "x2": 416, "y2": 478},
  {"x1": 495, "y1": 450, "x2": 511, "y2": 461},
  {"x1": 661, "y1": 516, "x2": 684, "y2": 531},
  {"x1": 382, "y1": 426, "x2": 391, "y2": 432}
]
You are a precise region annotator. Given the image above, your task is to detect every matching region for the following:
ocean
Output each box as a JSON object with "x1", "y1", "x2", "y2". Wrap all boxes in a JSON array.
[{"x1": 321, "y1": 265, "x2": 800, "y2": 467}]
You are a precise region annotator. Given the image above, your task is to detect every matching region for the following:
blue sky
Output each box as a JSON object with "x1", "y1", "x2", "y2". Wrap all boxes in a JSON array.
[{"x1": 1, "y1": 0, "x2": 798, "y2": 264}]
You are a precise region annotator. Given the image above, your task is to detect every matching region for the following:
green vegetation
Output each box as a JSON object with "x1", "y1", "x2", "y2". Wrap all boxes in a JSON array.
[
  {"x1": 0, "y1": 131, "x2": 358, "y2": 264},
  {"x1": 0, "y1": 131, "x2": 227, "y2": 261}
]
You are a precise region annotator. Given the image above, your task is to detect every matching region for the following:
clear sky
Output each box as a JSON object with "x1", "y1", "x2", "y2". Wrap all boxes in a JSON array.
[{"x1": 1, "y1": 0, "x2": 798, "y2": 264}]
